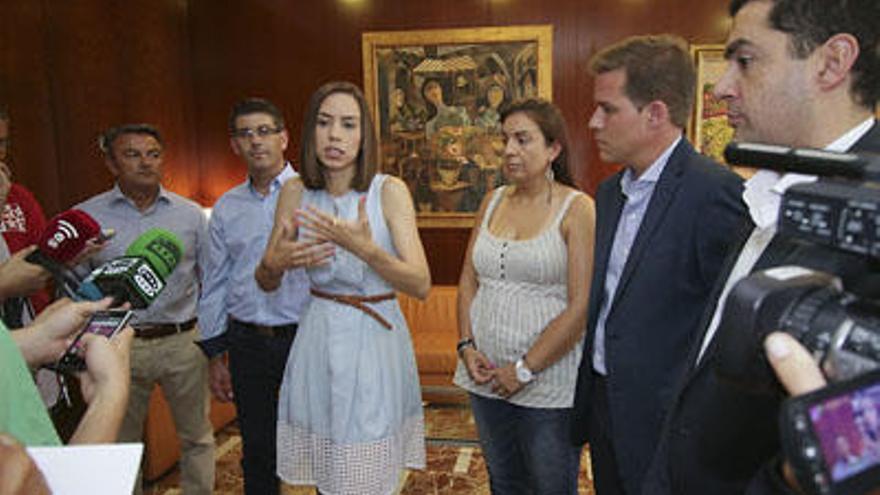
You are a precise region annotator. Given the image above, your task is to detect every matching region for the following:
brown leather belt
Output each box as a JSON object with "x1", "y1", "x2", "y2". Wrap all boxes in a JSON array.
[
  {"x1": 230, "y1": 319, "x2": 298, "y2": 338},
  {"x1": 310, "y1": 288, "x2": 395, "y2": 330},
  {"x1": 133, "y1": 318, "x2": 197, "y2": 339}
]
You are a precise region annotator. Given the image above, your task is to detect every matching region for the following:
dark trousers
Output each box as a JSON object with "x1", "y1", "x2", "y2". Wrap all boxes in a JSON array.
[
  {"x1": 227, "y1": 320, "x2": 296, "y2": 495},
  {"x1": 470, "y1": 393, "x2": 582, "y2": 495},
  {"x1": 589, "y1": 374, "x2": 627, "y2": 495}
]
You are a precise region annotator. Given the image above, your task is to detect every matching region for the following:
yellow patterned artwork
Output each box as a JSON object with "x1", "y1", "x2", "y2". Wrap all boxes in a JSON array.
[
  {"x1": 362, "y1": 25, "x2": 553, "y2": 227},
  {"x1": 689, "y1": 45, "x2": 754, "y2": 178}
]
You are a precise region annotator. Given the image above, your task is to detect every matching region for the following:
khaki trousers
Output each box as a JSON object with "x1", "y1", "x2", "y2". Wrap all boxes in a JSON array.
[{"x1": 118, "y1": 328, "x2": 215, "y2": 495}]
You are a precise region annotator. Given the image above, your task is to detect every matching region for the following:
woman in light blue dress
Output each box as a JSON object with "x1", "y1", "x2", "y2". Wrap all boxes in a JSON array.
[{"x1": 256, "y1": 81, "x2": 430, "y2": 495}]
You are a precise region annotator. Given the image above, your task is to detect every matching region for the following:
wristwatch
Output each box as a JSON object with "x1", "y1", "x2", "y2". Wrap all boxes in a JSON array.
[
  {"x1": 515, "y1": 357, "x2": 535, "y2": 384},
  {"x1": 456, "y1": 338, "x2": 476, "y2": 357}
]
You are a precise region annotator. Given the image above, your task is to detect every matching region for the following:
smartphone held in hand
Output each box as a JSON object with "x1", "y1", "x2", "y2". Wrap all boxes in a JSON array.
[{"x1": 52, "y1": 309, "x2": 133, "y2": 372}]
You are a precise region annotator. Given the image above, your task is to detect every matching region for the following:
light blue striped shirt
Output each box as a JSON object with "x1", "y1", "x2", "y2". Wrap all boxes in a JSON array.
[
  {"x1": 197, "y1": 164, "x2": 309, "y2": 357},
  {"x1": 592, "y1": 137, "x2": 680, "y2": 375},
  {"x1": 76, "y1": 184, "x2": 209, "y2": 326}
]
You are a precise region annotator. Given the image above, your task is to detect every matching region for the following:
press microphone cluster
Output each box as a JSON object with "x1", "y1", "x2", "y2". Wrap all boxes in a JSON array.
[
  {"x1": 83, "y1": 228, "x2": 184, "y2": 309},
  {"x1": 17, "y1": 209, "x2": 185, "y2": 309}
]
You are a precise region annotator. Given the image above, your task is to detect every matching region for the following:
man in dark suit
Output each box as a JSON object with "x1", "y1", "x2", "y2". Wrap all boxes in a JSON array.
[
  {"x1": 570, "y1": 35, "x2": 748, "y2": 495},
  {"x1": 642, "y1": 1, "x2": 880, "y2": 494}
]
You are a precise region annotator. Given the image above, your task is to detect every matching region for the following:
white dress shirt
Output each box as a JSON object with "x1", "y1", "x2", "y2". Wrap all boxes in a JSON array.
[{"x1": 593, "y1": 136, "x2": 681, "y2": 374}]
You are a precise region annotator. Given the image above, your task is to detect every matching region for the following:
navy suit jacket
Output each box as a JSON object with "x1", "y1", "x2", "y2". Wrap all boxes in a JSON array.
[
  {"x1": 571, "y1": 138, "x2": 747, "y2": 493},
  {"x1": 641, "y1": 121, "x2": 880, "y2": 495}
]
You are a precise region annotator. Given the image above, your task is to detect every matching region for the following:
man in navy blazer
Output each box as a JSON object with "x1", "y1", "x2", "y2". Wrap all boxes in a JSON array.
[
  {"x1": 641, "y1": 0, "x2": 880, "y2": 493},
  {"x1": 570, "y1": 35, "x2": 747, "y2": 495}
]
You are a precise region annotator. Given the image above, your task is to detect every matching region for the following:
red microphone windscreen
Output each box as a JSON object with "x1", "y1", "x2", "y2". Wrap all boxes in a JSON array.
[{"x1": 38, "y1": 209, "x2": 101, "y2": 263}]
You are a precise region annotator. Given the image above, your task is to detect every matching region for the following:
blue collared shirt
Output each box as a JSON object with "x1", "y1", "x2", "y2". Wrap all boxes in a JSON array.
[
  {"x1": 76, "y1": 184, "x2": 209, "y2": 326},
  {"x1": 592, "y1": 136, "x2": 680, "y2": 375},
  {"x1": 197, "y1": 164, "x2": 310, "y2": 357}
]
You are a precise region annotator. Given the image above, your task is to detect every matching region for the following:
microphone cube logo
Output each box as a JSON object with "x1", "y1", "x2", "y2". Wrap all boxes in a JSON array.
[
  {"x1": 47, "y1": 219, "x2": 79, "y2": 250},
  {"x1": 133, "y1": 263, "x2": 164, "y2": 299},
  {"x1": 145, "y1": 237, "x2": 182, "y2": 276},
  {"x1": 99, "y1": 258, "x2": 139, "y2": 276}
]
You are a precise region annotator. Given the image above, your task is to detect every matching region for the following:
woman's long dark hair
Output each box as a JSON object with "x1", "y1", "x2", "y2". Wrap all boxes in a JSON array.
[{"x1": 500, "y1": 98, "x2": 576, "y2": 187}]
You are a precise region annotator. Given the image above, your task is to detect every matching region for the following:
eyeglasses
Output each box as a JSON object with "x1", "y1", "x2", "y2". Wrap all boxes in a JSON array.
[{"x1": 231, "y1": 125, "x2": 283, "y2": 139}]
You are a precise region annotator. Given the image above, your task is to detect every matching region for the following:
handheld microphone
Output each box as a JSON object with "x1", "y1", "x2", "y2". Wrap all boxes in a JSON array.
[
  {"x1": 86, "y1": 228, "x2": 184, "y2": 309},
  {"x1": 25, "y1": 209, "x2": 101, "y2": 299}
]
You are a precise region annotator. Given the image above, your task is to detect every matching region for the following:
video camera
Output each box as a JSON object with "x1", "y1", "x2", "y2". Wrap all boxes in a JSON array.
[{"x1": 714, "y1": 142, "x2": 880, "y2": 495}]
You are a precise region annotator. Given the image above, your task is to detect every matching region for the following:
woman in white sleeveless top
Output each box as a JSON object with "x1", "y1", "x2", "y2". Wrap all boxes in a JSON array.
[
  {"x1": 257, "y1": 81, "x2": 430, "y2": 495},
  {"x1": 454, "y1": 98, "x2": 595, "y2": 494}
]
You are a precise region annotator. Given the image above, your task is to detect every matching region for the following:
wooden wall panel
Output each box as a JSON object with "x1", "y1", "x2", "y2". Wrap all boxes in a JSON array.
[
  {"x1": 0, "y1": 1, "x2": 61, "y2": 213},
  {"x1": 1, "y1": 0, "x2": 197, "y2": 213},
  {"x1": 43, "y1": 0, "x2": 198, "y2": 208}
]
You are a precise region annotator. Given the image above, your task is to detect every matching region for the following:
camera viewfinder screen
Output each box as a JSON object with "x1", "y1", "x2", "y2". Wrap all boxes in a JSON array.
[{"x1": 810, "y1": 383, "x2": 880, "y2": 482}]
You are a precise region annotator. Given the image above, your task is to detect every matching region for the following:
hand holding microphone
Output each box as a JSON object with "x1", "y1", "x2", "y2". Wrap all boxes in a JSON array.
[
  {"x1": 27, "y1": 209, "x2": 102, "y2": 267},
  {"x1": 17, "y1": 209, "x2": 102, "y2": 300},
  {"x1": 0, "y1": 246, "x2": 52, "y2": 300},
  {"x1": 14, "y1": 210, "x2": 184, "y2": 310}
]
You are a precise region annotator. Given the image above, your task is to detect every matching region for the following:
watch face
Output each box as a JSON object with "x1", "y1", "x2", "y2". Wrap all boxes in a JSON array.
[{"x1": 516, "y1": 360, "x2": 534, "y2": 383}]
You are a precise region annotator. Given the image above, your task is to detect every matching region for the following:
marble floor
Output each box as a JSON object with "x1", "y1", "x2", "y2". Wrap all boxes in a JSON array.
[{"x1": 146, "y1": 396, "x2": 595, "y2": 494}]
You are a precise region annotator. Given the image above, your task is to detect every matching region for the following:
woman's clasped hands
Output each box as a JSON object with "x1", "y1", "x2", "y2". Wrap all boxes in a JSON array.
[{"x1": 461, "y1": 348, "x2": 526, "y2": 399}]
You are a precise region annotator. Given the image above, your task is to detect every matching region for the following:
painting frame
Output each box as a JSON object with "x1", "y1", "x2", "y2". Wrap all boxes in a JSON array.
[
  {"x1": 689, "y1": 44, "x2": 737, "y2": 167},
  {"x1": 362, "y1": 25, "x2": 553, "y2": 228}
]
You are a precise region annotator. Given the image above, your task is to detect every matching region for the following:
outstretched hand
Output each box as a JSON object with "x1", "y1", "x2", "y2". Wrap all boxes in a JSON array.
[
  {"x1": 263, "y1": 216, "x2": 334, "y2": 272},
  {"x1": 0, "y1": 245, "x2": 51, "y2": 300},
  {"x1": 14, "y1": 297, "x2": 114, "y2": 367},
  {"x1": 296, "y1": 197, "x2": 372, "y2": 256}
]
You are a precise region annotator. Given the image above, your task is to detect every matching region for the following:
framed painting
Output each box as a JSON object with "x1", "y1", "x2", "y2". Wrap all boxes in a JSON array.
[
  {"x1": 689, "y1": 44, "x2": 754, "y2": 178},
  {"x1": 362, "y1": 25, "x2": 553, "y2": 227},
  {"x1": 689, "y1": 46, "x2": 733, "y2": 161}
]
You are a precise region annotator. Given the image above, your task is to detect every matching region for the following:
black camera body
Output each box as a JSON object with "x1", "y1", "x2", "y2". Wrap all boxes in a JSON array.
[
  {"x1": 714, "y1": 266, "x2": 880, "y2": 391},
  {"x1": 716, "y1": 143, "x2": 880, "y2": 390},
  {"x1": 715, "y1": 143, "x2": 880, "y2": 494}
]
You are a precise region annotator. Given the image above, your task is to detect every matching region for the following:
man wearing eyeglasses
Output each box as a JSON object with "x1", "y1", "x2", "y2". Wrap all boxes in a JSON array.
[
  {"x1": 197, "y1": 98, "x2": 309, "y2": 495},
  {"x1": 76, "y1": 123, "x2": 214, "y2": 494}
]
